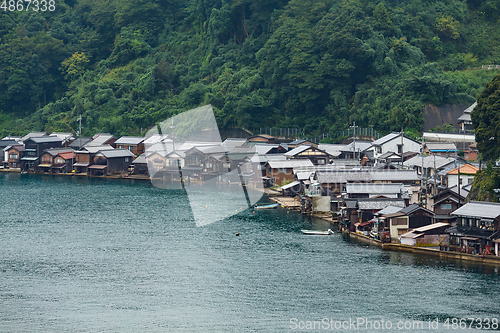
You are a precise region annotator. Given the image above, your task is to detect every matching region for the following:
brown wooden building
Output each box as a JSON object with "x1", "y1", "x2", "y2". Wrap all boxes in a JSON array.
[
  {"x1": 6, "y1": 145, "x2": 25, "y2": 169},
  {"x1": 265, "y1": 159, "x2": 314, "y2": 187},
  {"x1": 114, "y1": 136, "x2": 145, "y2": 155},
  {"x1": 88, "y1": 149, "x2": 135, "y2": 176},
  {"x1": 284, "y1": 145, "x2": 332, "y2": 165}
]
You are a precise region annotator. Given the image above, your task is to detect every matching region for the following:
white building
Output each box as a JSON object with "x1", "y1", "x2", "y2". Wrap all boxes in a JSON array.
[{"x1": 364, "y1": 132, "x2": 421, "y2": 161}]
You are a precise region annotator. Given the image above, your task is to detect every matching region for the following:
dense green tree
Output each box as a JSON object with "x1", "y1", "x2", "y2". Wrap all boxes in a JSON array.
[
  {"x1": 471, "y1": 74, "x2": 500, "y2": 161},
  {"x1": 1, "y1": 0, "x2": 500, "y2": 138}
]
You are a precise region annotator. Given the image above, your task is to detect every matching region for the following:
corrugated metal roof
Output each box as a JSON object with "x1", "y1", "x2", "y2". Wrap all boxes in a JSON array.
[
  {"x1": 284, "y1": 145, "x2": 312, "y2": 156},
  {"x1": 425, "y1": 142, "x2": 458, "y2": 151},
  {"x1": 296, "y1": 171, "x2": 314, "y2": 180},
  {"x1": 412, "y1": 222, "x2": 450, "y2": 232},
  {"x1": 133, "y1": 154, "x2": 147, "y2": 164},
  {"x1": 81, "y1": 145, "x2": 114, "y2": 153},
  {"x1": 423, "y1": 132, "x2": 475, "y2": 142},
  {"x1": 115, "y1": 136, "x2": 145, "y2": 145},
  {"x1": 97, "y1": 149, "x2": 135, "y2": 158},
  {"x1": 375, "y1": 205, "x2": 403, "y2": 216},
  {"x1": 371, "y1": 133, "x2": 401, "y2": 146},
  {"x1": 86, "y1": 134, "x2": 115, "y2": 146},
  {"x1": 69, "y1": 137, "x2": 92, "y2": 147},
  {"x1": 281, "y1": 181, "x2": 301, "y2": 190},
  {"x1": 268, "y1": 160, "x2": 314, "y2": 169},
  {"x1": 400, "y1": 232, "x2": 425, "y2": 239},
  {"x1": 451, "y1": 201, "x2": 500, "y2": 219}
]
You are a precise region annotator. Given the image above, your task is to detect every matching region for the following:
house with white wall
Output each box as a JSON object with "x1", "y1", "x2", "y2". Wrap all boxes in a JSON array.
[{"x1": 364, "y1": 132, "x2": 421, "y2": 162}]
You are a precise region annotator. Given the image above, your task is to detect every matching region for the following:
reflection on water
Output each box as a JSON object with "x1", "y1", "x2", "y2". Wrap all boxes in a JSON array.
[{"x1": 1, "y1": 173, "x2": 499, "y2": 332}]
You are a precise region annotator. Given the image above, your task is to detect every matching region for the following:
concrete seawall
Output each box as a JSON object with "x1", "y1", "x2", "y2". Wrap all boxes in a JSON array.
[{"x1": 344, "y1": 229, "x2": 500, "y2": 266}]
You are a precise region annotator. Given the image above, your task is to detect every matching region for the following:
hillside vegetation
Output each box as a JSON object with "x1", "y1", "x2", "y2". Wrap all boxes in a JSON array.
[{"x1": 1, "y1": 0, "x2": 500, "y2": 137}]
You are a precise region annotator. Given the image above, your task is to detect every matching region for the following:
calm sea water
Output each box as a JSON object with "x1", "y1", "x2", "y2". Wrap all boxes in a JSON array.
[{"x1": 1, "y1": 173, "x2": 499, "y2": 332}]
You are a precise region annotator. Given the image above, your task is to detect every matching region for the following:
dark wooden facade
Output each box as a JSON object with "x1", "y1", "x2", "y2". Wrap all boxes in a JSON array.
[
  {"x1": 89, "y1": 149, "x2": 135, "y2": 176},
  {"x1": 6, "y1": 146, "x2": 24, "y2": 169}
]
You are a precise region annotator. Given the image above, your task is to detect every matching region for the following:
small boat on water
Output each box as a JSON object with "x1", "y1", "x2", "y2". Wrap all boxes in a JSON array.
[
  {"x1": 254, "y1": 203, "x2": 279, "y2": 209},
  {"x1": 301, "y1": 229, "x2": 334, "y2": 235}
]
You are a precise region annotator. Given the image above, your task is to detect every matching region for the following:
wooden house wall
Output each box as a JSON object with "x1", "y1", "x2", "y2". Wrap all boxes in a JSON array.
[
  {"x1": 116, "y1": 143, "x2": 144, "y2": 155},
  {"x1": 408, "y1": 214, "x2": 433, "y2": 229},
  {"x1": 7, "y1": 148, "x2": 21, "y2": 167},
  {"x1": 266, "y1": 167, "x2": 295, "y2": 186},
  {"x1": 40, "y1": 153, "x2": 53, "y2": 164},
  {"x1": 294, "y1": 149, "x2": 330, "y2": 165},
  {"x1": 25, "y1": 141, "x2": 62, "y2": 156},
  {"x1": 148, "y1": 154, "x2": 166, "y2": 173},
  {"x1": 434, "y1": 199, "x2": 458, "y2": 216},
  {"x1": 185, "y1": 151, "x2": 204, "y2": 166},
  {"x1": 76, "y1": 153, "x2": 90, "y2": 163},
  {"x1": 107, "y1": 157, "x2": 132, "y2": 174},
  {"x1": 94, "y1": 155, "x2": 107, "y2": 165}
]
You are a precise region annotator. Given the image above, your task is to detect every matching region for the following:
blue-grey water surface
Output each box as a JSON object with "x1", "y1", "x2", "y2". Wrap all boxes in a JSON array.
[{"x1": 1, "y1": 173, "x2": 499, "y2": 332}]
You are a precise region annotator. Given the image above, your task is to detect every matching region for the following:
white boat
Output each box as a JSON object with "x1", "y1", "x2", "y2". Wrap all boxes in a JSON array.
[
  {"x1": 301, "y1": 229, "x2": 334, "y2": 235},
  {"x1": 254, "y1": 203, "x2": 279, "y2": 209}
]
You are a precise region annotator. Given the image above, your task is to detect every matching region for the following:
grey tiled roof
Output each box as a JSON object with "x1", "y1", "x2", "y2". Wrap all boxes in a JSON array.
[
  {"x1": 346, "y1": 183, "x2": 403, "y2": 194},
  {"x1": 27, "y1": 136, "x2": 62, "y2": 144},
  {"x1": 316, "y1": 170, "x2": 419, "y2": 183},
  {"x1": 357, "y1": 198, "x2": 405, "y2": 210},
  {"x1": 97, "y1": 149, "x2": 135, "y2": 158}
]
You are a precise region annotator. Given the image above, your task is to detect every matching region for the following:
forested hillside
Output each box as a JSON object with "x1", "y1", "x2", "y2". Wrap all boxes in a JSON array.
[{"x1": 1, "y1": 0, "x2": 500, "y2": 138}]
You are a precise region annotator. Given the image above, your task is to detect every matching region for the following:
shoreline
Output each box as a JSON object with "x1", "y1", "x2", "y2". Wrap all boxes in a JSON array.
[
  {"x1": 0, "y1": 168, "x2": 151, "y2": 181},
  {"x1": 271, "y1": 194, "x2": 500, "y2": 266},
  {"x1": 3, "y1": 168, "x2": 499, "y2": 266}
]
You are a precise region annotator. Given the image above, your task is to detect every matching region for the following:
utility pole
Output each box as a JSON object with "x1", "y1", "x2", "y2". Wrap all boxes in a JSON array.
[
  {"x1": 457, "y1": 158, "x2": 461, "y2": 207},
  {"x1": 433, "y1": 153, "x2": 437, "y2": 196},
  {"x1": 401, "y1": 128, "x2": 404, "y2": 167},
  {"x1": 350, "y1": 121, "x2": 357, "y2": 160},
  {"x1": 77, "y1": 114, "x2": 82, "y2": 137},
  {"x1": 420, "y1": 136, "x2": 425, "y2": 207}
]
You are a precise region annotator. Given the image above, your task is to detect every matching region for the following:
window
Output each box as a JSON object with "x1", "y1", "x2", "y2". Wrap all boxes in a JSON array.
[
  {"x1": 441, "y1": 204, "x2": 452, "y2": 210},
  {"x1": 9, "y1": 153, "x2": 18, "y2": 160},
  {"x1": 397, "y1": 144, "x2": 403, "y2": 154},
  {"x1": 125, "y1": 158, "x2": 129, "y2": 162},
  {"x1": 55, "y1": 158, "x2": 64, "y2": 164},
  {"x1": 223, "y1": 162, "x2": 231, "y2": 169},
  {"x1": 118, "y1": 145, "x2": 124, "y2": 149},
  {"x1": 394, "y1": 218, "x2": 406, "y2": 226},
  {"x1": 376, "y1": 147, "x2": 382, "y2": 154},
  {"x1": 317, "y1": 159, "x2": 325, "y2": 165},
  {"x1": 279, "y1": 168, "x2": 287, "y2": 174},
  {"x1": 468, "y1": 178, "x2": 473, "y2": 184},
  {"x1": 129, "y1": 146, "x2": 135, "y2": 152}
]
